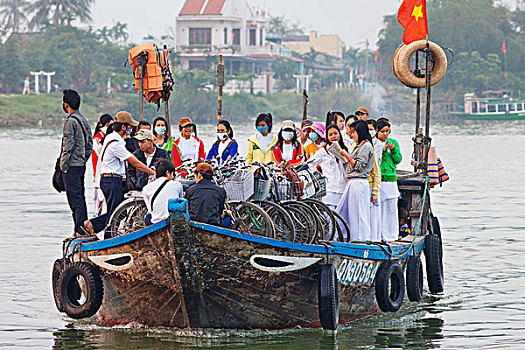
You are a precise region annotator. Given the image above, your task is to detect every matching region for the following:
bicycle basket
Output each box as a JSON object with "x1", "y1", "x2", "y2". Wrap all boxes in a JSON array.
[
  {"x1": 223, "y1": 169, "x2": 254, "y2": 201},
  {"x1": 312, "y1": 176, "x2": 327, "y2": 199},
  {"x1": 252, "y1": 178, "x2": 271, "y2": 201}
]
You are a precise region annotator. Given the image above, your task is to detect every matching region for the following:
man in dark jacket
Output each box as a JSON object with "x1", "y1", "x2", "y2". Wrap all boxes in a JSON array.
[
  {"x1": 129, "y1": 129, "x2": 170, "y2": 190},
  {"x1": 60, "y1": 89, "x2": 93, "y2": 233},
  {"x1": 185, "y1": 163, "x2": 226, "y2": 225}
]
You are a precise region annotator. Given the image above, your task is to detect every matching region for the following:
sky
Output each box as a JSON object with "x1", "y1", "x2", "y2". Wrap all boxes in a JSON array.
[{"x1": 92, "y1": 0, "x2": 404, "y2": 49}]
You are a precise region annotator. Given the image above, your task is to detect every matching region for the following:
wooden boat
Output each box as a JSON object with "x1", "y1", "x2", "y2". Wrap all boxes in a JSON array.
[
  {"x1": 53, "y1": 173, "x2": 443, "y2": 330},
  {"x1": 449, "y1": 91, "x2": 525, "y2": 120}
]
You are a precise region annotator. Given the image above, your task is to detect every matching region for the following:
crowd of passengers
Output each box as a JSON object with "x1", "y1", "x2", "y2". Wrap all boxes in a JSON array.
[{"x1": 58, "y1": 89, "x2": 408, "y2": 244}]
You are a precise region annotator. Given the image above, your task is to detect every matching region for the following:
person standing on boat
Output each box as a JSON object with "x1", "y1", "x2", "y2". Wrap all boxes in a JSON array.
[
  {"x1": 92, "y1": 114, "x2": 114, "y2": 213},
  {"x1": 143, "y1": 159, "x2": 183, "y2": 225},
  {"x1": 82, "y1": 112, "x2": 155, "y2": 239},
  {"x1": 206, "y1": 120, "x2": 238, "y2": 165},
  {"x1": 185, "y1": 163, "x2": 226, "y2": 226},
  {"x1": 173, "y1": 117, "x2": 206, "y2": 177},
  {"x1": 303, "y1": 122, "x2": 326, "y2": 160},
  {"x1": 336, "y1": 120, "x2": 375, "y2": 242},
  {"x1": 128, "y1": 129, "x2": 170, "y2": 190},
  {"x1": 272, "y1": 120, "x2": 304, "y2": 167},
  {"x1": 59, "y1": 89, "x2": 93, "y2": 235},
  {"x1": 366, "y1": 119, "x2": 384, "y2": 242},
  {"x1": 355, "y1": 107, "x2": 370, "y2": 121},
  {"x1": 377, "y1": 119, "x2": 402, "y2": 242},
  {"x1": 308, "y1": 125, "x2": 348, "y2": 210},
  {"x1": 152, "y1": 117, "x2": 174, "y2": 161},
  {"x1": 246, "y1": 113, "x2": 277, "y2": 165},
  {"x1": 299, "y1": 119, "x2": 313, "y2": 148},
  {"x1": 343, "y1": 115, "x2": 358, "y2": 148},
  {"x1": 325, "y1": 111, "x2": 345, "y2": 133}
]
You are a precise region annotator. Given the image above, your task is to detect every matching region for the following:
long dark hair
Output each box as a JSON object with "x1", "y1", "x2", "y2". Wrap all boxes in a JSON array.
[
  {"x1": 93, "y1": 114, "x2": 113, "y2": 136},
  {"x1": 218, "y1": 119, "x2": 234, "y2": 139},
  {"x1": 353, "y1": 120, "x2": 373, "y2": 145},
  {"x1": 325, "y1": 111, "x2": 344, "y2": 131},
  {"x1": 255, "y1": 113, "x2": 273, "y2": 132},
  {"x1": 276, "y1": 127, "x2": 298, "y2": 150},
  {"x1": 325, "y1": 124, "x2": 348, "y2": 152},
  {"x1": 377, "y1": 119, "x2": 390, "y2": 132}
]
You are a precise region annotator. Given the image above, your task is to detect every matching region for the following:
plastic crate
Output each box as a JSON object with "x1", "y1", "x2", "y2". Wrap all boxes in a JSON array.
[{"x1": 223, "y1": 169, "x2": 254, "y2": 201}]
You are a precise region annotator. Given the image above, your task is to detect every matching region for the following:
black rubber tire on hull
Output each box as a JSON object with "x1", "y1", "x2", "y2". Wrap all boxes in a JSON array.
[
  {"x1": 406, "y1": 255, "x2": 424, "y2": 302},
  {"x1": 375, "y1": 261, "x2": 405, "y2": 312},
  {"x1": 424, "y1": 233, "x2": 444, "y2": 294},
  {"x1": 52, "y1": 259, "x2": 65, "y2": 312},
  {"x1": 58, "y1": 262, "x2": 104, "y2": 319},
  {"x1": 318, "y1": 264, "x2": 339, "y2": 330}
]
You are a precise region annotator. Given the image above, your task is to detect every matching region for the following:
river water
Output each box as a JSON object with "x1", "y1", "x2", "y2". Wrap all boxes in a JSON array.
[{"x1": 1, "y1": 119, "x2": 524, "y2": 349}]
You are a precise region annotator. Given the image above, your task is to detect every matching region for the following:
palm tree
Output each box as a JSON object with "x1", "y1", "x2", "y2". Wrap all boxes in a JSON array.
[
  {"x1": 29, "y1": 0, "x2": 93, "y2": 30},
  {"x1": 0, "y1": 0, "x2": 30, "y2": 33},
  {"x1": 110, "y1": 21, "x2": 129, "y2": 46}
]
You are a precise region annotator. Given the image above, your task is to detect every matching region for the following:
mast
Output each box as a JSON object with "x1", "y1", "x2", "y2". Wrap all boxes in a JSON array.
[
  {"x1": 217, "y1": 55, "x2": 225, "y2": 122},
  {"x1": 302, "y1": 89, "x2": 309, "y2": 120}
]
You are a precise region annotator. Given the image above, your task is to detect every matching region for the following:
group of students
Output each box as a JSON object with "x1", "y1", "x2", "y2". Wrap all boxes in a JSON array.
[{"x1": 59, "y1": 89, "x2": 403, "y2": 243}]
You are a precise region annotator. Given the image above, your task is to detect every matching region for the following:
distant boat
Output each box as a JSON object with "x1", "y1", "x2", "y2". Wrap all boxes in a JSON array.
[{"x1": 449, "y1": 91, "x2": 525, "y2": 120}]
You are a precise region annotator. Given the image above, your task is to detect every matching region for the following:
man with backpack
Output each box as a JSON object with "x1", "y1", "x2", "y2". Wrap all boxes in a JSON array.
[{"x1": 60, "y1": 89, "x2": 93, "y2": 234}]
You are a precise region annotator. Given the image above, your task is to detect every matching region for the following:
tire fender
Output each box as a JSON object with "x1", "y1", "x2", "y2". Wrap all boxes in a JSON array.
[
  {"x1": 52, "y1": 259, "x2": 65, "y2": 313},
  {"x1": 406, "y1": 255, "x2": 424, "y2": 302},
  {"x1": 424, "y1": 233, "x2": 444, "y2": 294},
  {"x1": 318, "y1": 264, "x2": 339, "y2": 330},
  {"x1": 375, "y1": 261, "x2": 405, "y2": 312},
  {"x1": 58, "y1": 262, "x2": 104, "y2": 319}
]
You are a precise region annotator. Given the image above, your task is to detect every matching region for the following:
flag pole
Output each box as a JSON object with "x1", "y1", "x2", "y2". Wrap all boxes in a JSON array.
[{"x1": 423, "y1": 34, "x2": 432, "y2": 176}]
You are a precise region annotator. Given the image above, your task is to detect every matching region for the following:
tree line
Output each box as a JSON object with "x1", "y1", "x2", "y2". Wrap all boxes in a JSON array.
[{"x1": 377, "y1": 0, "x2": 525, "y2": 100}]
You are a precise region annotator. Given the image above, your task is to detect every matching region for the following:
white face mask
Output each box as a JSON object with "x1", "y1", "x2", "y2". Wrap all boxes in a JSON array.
[
  {"x1": 217, "y1": 132, "x2": 228, "y2": 141},
  {"x1": 101, "y1": 126, "x2": 108, "y2": 134},
  {"x1": 369, "y1": 129, "x2": 376, "y2": 138}
]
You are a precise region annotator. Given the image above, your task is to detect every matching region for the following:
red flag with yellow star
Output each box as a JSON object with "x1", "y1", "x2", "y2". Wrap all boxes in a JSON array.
[{"x1": 397, "y1": 0, "x2": 429, "y2": 44}]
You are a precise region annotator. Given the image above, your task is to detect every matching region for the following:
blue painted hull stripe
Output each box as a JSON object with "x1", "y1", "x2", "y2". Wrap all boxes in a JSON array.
[{"x1": 69, "y1": 217, "x2": 425, "y2": 260}]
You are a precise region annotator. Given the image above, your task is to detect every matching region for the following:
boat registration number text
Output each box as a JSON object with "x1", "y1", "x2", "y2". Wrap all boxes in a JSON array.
[{"x1": 336, "y1": 259, "x2": 379, "y2": 287}]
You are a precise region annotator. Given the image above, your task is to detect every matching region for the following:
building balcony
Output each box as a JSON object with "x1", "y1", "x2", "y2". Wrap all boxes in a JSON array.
[{"x1": 178, "y1": 44, "x2": 242, "y2": 55}]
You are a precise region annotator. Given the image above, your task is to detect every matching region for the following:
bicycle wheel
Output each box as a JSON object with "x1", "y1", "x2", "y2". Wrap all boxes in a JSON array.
[
  {"x1": 254, "y1": 201, "x2": 295, "y2": 241},
  {"x1": 331, "y1": 209, "x2": 351, "y2": 243},
  {"x1": 107, "y1": 198, "x2": 148, "y2": 238},
  {"x1": 228, "y1": 201, "x2": 276, "y2": 239},
  {"x1": 303, "y1": 198, "x2": 337, "y2": 242},
  {"x1": 281, "y1": 201, "x2": 317, "y2": 244}
]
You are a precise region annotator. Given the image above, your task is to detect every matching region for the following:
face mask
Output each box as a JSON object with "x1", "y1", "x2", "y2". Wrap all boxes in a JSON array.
[
  {"x1": 155, "y1": 126, "x2": 166, "y2": 136},
  {"x1": 369, "y1": 129, "x2": 376, "y2": 138},
  {"x1": 282, "y1": 131, "x2": 294, "y2": 141},
  {"x1": 217, "y1": 132, "x2": 228, "y2": 141},
  {"x1": 309, "y1": 132, "x2": 319, "y2": 142},
  {"x1": 124, "y1": 128, "x2": 133, "y2": 136},
  {"x1": 101, "y1": 126, "x2": 108, "y2": 134},
  {"x1": 257, "y1": 126, "x2": 269, "y2": 135}
]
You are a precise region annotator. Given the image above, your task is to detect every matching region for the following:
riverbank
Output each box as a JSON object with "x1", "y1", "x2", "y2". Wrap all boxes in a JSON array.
[{"x1": 0, "y1": 89, "x2": 374, "y2": 128}]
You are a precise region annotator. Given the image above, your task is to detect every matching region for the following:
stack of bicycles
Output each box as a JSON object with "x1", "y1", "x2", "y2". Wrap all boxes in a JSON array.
[{"x1": 104, "y1": 157, "x2": 350, "y2": 245}]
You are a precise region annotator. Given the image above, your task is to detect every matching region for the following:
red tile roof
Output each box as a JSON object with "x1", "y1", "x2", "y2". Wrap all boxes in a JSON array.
[
  {"x1": 203, "y1": 0, "x2": 226, "y2": 14},
  {"x1": 179, "y1": 0, "x2": 226, "y2": 15}
]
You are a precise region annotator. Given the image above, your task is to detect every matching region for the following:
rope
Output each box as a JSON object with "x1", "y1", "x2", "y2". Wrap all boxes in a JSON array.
[{"x1": 350, "y1": 176, "x2": 430, "y2": 258}]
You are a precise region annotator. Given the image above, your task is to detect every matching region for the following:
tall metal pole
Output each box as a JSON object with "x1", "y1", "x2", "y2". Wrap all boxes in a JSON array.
[
  {"x1": 423, "y1": 38, "x2": 432, "y2": 176},
  {"x1": 217, "y1": 55, "x2": 224, "y2": 122},
  {"x1": 414, "y1": 51, "x2": 422, "y2": 172},
  {"x1": 163, "y1": 45, "x2": 171, "y2": 137},
  {"x1": 138, "y1": 52, "x2": 145, "y2": 121},
  {"x1": 302, "y1": 89, "x2": 308, "y2": 120}
]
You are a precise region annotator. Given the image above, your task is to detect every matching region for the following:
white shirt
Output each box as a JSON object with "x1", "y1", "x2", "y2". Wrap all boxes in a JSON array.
[
  {"x1": 145, "y1": 147, "x2": 156, "y2": 167},
  {"x1": 308, "y1": 148, "x2": 347, "y2": 194},
  {"x1": 343, "y1": 133, "x2": 354, "y2": 149},
  {"x1": 282, "y1": 142, "x2": 294, "y2": 161},
  {"x1": 98, "y1": 132, "x2": 132, "y2": 178},
  {"x1": 372, "y1": 138, "x2": 384, "y2": 166},
  {"x1": 217, "y1": 139, "x2": 229, "y2": 159},
  {"x1": 143, "y1": 177, "x2": 184, "y2": 224},
  {"x1": 256, "y1": 132, "x2": 273, "y2": 154},
  {"x1": 179, "y1": 136, "x2": 198, "y2": 161}
]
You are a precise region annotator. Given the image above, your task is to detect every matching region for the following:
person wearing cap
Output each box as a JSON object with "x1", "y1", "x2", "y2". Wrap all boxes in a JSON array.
[
  {"x1": 173, "y1": 117, "x2": 206, "y2": 177},
  {"x1": 81, "y1": 111, "x2": 155, "y2": 239},
  {"x1": 304, "y1": 122, "x2": 326, "y2": 160},
  {"x1": 272, "y1": 120, "x2": 304, "y2": 166},
  {"x1": 300, "y1": 119, "x2": 314, "y2": 147},
  {"x1": 185, "y1": 163, "x2": 226, "y2": 226},
  {"x1": 128, "y1": 129, "x2": 170, "y2": 191},
  {"x1": 355, "y1": 107, "x2": 370, "y2": 121},
  {"x1": 246, "y1": 113, "x2": 277, "y2": 165}
]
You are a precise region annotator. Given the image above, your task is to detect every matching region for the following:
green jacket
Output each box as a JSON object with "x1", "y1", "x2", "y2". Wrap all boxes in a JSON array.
[{"x1": 381, "y1": 137, "x2": 402, "y2": 182}]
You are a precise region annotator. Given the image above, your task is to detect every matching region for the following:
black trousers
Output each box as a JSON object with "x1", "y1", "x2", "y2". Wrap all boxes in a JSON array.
[
  {"x1": 62, "y1": 166, "x2": 88, "y2": 232},
  {"x1": 91, "y1": 177, "x2": 124, "y2": 235}
]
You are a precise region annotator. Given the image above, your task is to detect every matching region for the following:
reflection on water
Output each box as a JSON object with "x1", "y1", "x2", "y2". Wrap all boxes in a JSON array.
[{"x1": 1, "y1": 119, "x2": 525, "y2": 348}]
